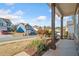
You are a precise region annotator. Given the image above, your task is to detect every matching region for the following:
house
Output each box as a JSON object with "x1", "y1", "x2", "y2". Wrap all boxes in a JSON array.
[
  {"x1": 33, "y1": 25, "x2": 39, "y2": 31},
  {"x1": 16, "y1": 23, "x2": 26, "y2": 33},
  {"x1": 0, "y1": 18, "x2": 12, "y2": 34},
  {"x1": 25, "y1": 24, "x2": 37, "y2": 35},
  {"x1": 16, "y1": 23, "x2": 37, "y2": 35}
]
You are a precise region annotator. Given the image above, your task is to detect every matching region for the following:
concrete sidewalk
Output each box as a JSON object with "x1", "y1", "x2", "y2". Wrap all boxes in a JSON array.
[
  {"x1": 14, "y1": 51, "x2": 30, "y2": 56},
  {"x1": 43, "y1": 40, "x2": 78, "y2": 56}
]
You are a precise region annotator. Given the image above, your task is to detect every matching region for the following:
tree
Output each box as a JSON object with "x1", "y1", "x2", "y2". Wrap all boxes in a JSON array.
[
  {"x1": 37, "y1": 26, "x2": 52, "y2": 38},
  {"x1": 44, "y1": 29, "x2": 52, "y2": 37},
  {"x1": 37, "y1": 27, "x2": 45, "y2": 38}
]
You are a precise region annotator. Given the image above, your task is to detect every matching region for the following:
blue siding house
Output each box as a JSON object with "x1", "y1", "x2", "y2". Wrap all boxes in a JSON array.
[{"x1": 16, "y1": 23, "x2": 26, "y2": 33}]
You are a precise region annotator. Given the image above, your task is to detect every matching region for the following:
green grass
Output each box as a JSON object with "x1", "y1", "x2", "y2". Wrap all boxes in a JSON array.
[{"x1": 26, "y1": 40, "x2": 48, "y2": 52}]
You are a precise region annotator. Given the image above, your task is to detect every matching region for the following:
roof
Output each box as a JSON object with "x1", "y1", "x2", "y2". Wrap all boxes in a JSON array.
[
  {"x1": 16, "y1": 23, "x2": 26, "y2": 32},
  {"x1": 50, "y1": 3, "x2": 79, "y2": 17},
  {"x1": 0, "y1": 18, "x2": 12, "y2": 24}
]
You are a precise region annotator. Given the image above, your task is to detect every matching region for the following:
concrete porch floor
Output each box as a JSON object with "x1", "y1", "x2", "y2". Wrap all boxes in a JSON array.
[{"x1": 43, "y1": 40, "x2": 78, "y2": 56}]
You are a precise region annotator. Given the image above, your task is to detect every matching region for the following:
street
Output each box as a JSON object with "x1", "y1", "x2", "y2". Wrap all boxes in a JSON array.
[{"x1": 0, "y1": 35, "x2": 37, "y2": 42}]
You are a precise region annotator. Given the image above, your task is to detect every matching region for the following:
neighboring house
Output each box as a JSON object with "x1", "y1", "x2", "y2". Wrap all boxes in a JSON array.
[
  {"x1": 16, "y1": 23, "x2": 26, "y2": 32},
  {"x1": 0, "y1": 18, "x2": 7, "y2": 32},
  {"x1": 33, "y1": 25, "x2": 39, "y2": 31},
  {"x1": 16, "y1": 23, "x2": 37, "y2": 35},
  {"x1": 25, "y1": 24, "x2": 37, "y2": 35},
  {"x1": 0, "y1": 18, "x2": 12, "y2": 33},
  {"x1": 33, "y1": 27, "x2": 38, "y2": 32}
]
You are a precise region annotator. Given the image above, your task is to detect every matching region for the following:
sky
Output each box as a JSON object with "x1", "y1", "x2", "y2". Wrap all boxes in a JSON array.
[{"x1": 0, "y1": 3, "x2": 72, "y2": 27}]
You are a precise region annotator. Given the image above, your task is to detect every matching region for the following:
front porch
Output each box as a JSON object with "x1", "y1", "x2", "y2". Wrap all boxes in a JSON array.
[
  {"x1": 49, "y1": 3, "x2": 79, "y2": 51},
  {"x1": 43, "y1": 39, "x2": 78, "y2": 56}
]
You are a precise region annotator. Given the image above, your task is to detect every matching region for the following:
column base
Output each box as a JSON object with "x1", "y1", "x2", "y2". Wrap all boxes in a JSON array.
[
  {"x1": 48, "y1": 39, "x2": 56, "y2": 50},
  {"x1": 50, "y1": 44, "x2": 56, "y2": 50}
]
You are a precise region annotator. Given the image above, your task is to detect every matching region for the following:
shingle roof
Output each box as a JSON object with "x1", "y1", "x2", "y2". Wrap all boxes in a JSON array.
[{"x1": 0, "y1": 18, "x2": 12, "y2": 24}]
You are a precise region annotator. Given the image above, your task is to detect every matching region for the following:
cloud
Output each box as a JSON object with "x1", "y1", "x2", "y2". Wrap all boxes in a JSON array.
[
  {"x1": 0, "y1": 9, "x2": 11, "y2": 15},
  {"x1": 37, "y1": 16, "x2": 46, "y2": 21},
  {"x1": 14, "y1": 10, "x2": 24, "y2": 16},
  {"x1": 0, "y1": 9, "x2": 27, "y2": 25},
  {"x1": 5, "y1": 3, "x2": 15, "y2": 6},
  {"x1": 11, "y1": 18, "x2": 27, "y2": 25}
]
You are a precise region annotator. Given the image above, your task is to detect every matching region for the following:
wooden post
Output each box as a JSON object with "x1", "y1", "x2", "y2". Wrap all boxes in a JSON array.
[
  {"x1": 61, "y1": 16, "x2": 63, "y2": 39},
  {"x1": 78, "y1": 9, "x2": 79, "y2": 39},
  {"x1": 51, "y1": 3, "x2": 56, "y2": 50}
]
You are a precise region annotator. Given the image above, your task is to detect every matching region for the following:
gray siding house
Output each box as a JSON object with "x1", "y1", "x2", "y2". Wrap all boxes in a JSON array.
[
  {"x1": 25, "y1": 24, "x2": 37, "y2": 35},
  {"x1": 0, "y1": 18, "x2": 12, "y2": 32}
]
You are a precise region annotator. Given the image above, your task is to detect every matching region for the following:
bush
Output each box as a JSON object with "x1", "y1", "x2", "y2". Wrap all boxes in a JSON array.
[
  {"x1": 26, "y1": 40, "x2": 48, "y2": 52},
  {"x1": 37, "y1": 43, "x2": 48, "y2": 52},
  {"x1": 64, "y1": 31, "x2": 68, "y2": 39},
  {"x1": 31, "y1": 40, "x2": 48, "y2": 52},
  {"x1": 31, "y1": 40, "x2": 42, "y2": 47},
  {"x1": 44, "y1": 29, "x2": 52, "y2": 37}
]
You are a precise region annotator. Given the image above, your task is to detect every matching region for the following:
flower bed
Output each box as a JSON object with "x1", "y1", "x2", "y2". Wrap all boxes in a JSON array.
[{"x1": 25, "y1": 39, "x2": 52, "y2": 56}]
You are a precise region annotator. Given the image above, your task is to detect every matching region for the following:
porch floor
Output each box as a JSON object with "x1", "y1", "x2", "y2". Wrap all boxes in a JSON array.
[{"x1": 43, "y1": 40, "x2": 78, "y2": 56}]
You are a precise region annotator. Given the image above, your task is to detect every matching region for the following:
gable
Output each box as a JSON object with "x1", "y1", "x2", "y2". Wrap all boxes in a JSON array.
[
  {"x1": 16, "y1": 27, "x2": 25, "y2": 32},
  {"x1": 16, "y1": 24, "x2": 26, "y2": 32},
  {"x1": 25, "y1": 24, "x2": 36, "y2": 31},
  {"x1": 0, "y1": 18, "x2": 7, "y2": 27}
]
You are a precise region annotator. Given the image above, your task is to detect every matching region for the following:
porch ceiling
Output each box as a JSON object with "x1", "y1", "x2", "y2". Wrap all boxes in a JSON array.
[
  {"x1": 56, "y1": 3, "x2": 77, "y2": 16},
  {"x1": 50, "y1": 3, "x2": 78, "y2": 17}
]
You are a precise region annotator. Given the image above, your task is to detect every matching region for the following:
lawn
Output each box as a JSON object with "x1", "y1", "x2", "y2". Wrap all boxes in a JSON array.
[
  {"x1": 0, "y1": 35, "x2": 51, "y2": 56},
  {"x1": 0, "y1": 39, "x2": 35, "y2": 56}
]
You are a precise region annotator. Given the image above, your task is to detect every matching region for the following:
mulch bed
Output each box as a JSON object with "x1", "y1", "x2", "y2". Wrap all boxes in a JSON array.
[
  {"x1": 25, "y1": 47, "x2": 48, "y2": 56},
  {"x1": 25, "y1": 47, "x2": 38, "y2": 56},
  {"x1": 24, "y1": 39, "x2": 52, "y2": 56},
  {"x1": 24, "y1": 38, "x2": 59, "y2": 56}
]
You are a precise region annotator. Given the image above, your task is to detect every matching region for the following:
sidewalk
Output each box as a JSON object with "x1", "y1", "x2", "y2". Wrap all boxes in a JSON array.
[
  {"x1": 43, "y1": 40, "x2": 78, "y2": 56},
  {"x1": 14, "y1": 51, "x2": 30, "y2": 56}
]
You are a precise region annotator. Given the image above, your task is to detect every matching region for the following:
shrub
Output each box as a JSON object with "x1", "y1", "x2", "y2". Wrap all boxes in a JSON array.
[
  {"x1": 26, "y1": 40, "x2": 48, "y2": 52},
  {"x1": 26, "y1": 40, "x2": 42, "y2": 49},
  {"x1": 31, "y1": 40, "x2": 42, "y2": 47},
  {"x1": 37, "y1": 43, "x2": 48, "y2": 52},
  {"x1": 31, "y1": 40, "x2": 48, "y2": 52},
  {"x1": 64, "y1": 31, "x2": 68, "y2": 39},
  {"x1": 44, "y1": 29, "x2": 52, "y2": 37}
]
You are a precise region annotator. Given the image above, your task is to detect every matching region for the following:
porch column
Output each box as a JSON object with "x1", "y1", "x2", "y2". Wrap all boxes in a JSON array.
[
  {"x1": 61, "y1": 16, "x2": 63, "y2": 39},
  {"x1": 78, "y1": 9, "x2": 79, "y2": 39},
  {"x1": 51, "y1": 3, "x2": 56, "y2": 50}
]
